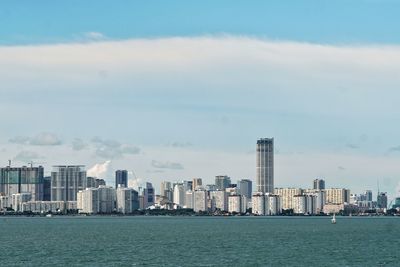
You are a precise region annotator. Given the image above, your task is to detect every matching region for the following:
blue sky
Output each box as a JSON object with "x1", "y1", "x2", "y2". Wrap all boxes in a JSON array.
[
  {"x1": 1, "y1": 0, "x2": 400, "y2": 45},
  {"x1": 1, "y1": 1, "x2": 400, "y2": 198}
]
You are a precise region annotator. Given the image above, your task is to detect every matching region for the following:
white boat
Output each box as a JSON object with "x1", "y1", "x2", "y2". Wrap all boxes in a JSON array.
[
  {"x1": 46, "y1": 214, "x2": 52, "y2": 218},
  {"x1": 331, "y1": 213, "x2": 336, "y2": 224}
]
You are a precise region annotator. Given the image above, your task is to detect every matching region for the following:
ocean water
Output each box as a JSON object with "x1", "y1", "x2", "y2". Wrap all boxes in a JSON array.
[{"x1": 0, "y1": 216, "x2": 399, "y2": 266}]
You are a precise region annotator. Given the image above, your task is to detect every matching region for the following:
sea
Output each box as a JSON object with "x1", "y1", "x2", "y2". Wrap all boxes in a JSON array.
[{"x1": 0, "y1": 216, "x2": 399, "y2": 266}]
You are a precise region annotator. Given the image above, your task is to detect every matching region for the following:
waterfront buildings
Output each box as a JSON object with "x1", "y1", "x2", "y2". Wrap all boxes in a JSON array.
[
  {"x1": 115, "y1": 170, "x2": 128, "y2": 189},
  {"x1": 51, "y1": 165, "x2": 86, "y2": 202},
  {"x1": 209, "y1": 190, "x2": 228, "y2": 211},
  {"x1": 238, "y1": 179, "x2": 252, "y2": 199},
  {"x1": 192, "y1": 178, "x2": 202, "y2": 191},
  {"x1": 228, "y1": 195, "x2": 242, "y2": 213},
  {"x1": 193, "y1": 189, "x2": 207, "y2": 212},
  {"x1": 215, "y1": 175, "x2": 231, "y2": 191},
  {"x1": 325, "y1": 188, "x2": 350, "y2": 204},
  {"x1": 160, "y1": 181, "x2": 172, "y2": 199},
  {"x1": 77, "y1": 185, "x2": 116, "y2": 214},
  {"x1": 256, "y1": 138, "x2": 274, "y2": 193},
  {"x1": 313, "y1": 179, "x2": 325, "y2": 190},
  {"x1": 251, "y1": 192, "x2": 282, "y2": 215},
  {"x1": 0, "y1": 166, "x2": 44, "y2": 201},
  {"x1": 11, "y1": 193, "x2": 32, "y2": 211},
  {"x1": 185, "y1": 190, "x2": 194, "y2": 209},
  {"x1": 274, "y1": 188, "x2": 303, "y2": 210},
  {"x1": 377, "y1": 192, "x2": 388, "y2": 209},
  {"x1": 142, "y1": 182, "x2": 155, "y2": 208},
  {"x1": 173, "y1": 183, "x2": 185, "y2": 207},
  {"x1": 116, "y1": 186, "x2": 139, "y2": 214}
]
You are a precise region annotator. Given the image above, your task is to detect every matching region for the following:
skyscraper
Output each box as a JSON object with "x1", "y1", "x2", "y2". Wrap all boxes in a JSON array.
[
  {"x1": 115, "y1": 170, "x2": 128, "y2": 189},
  {"x1": 51, "y1": 165, "x2": 86, "y2": 201},
  {"x1": 0, "y1": 166, "x2": 44, "y2": 201},
  {"x1": 238, "y1": 179, "x2": 252, "y2": 199},
  {"x1": 313, "y1": 179, "x2": 325, "y2": 190},
  {"x1": 256, "y1": 138, "x2": 274, "y2": 193},
  {"x1": 215, "y1": 175, "x2": 231, "y2": 190}
]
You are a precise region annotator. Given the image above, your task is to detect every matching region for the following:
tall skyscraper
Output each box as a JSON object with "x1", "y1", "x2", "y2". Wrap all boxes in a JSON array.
[
  {"x1": 256, "y1": 138, "x2": 274, "y2": 193},
  {"x1": 51, "y1": 165, "x2": 86, "y2": 201},
  {"x1": 215, "y1": 175, "x2": 231, "y2": 190},
  {"x1": 238, "y1": 179, "x2": 252, "y2": 199},
  {"x1": 115, "y1": 170, "x2": 128, "y2": 189},
  {"x1": 313, "y1": 179, "x2": 325, "y2": 190},
  {"x1": 0, "y1": 166, "x2": 44, "y2": 201}
]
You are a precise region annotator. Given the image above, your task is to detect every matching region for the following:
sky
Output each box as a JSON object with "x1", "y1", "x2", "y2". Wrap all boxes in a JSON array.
[{"x1": 1, "y1": 1, "x2": 400, "y2": 200}]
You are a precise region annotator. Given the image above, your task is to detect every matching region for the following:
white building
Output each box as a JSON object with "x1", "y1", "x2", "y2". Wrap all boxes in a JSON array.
[
  {"x1": 77, "y1": 188, "x2": 99, "y2": 214},
  {"x1": 228, "y1": 195, "x2": 242, "y2": 213},
  {"x1": 20, "y1": 201, "x2": 76, "y2": 213},
  {"x1": 116, "y1": 187, "x2": 139, "y2": 214},
  {"x1": 274, "y1": 188, "x2": 303, "y2": 210},
  {"x1": 11, "y1": 193, "x2": 32, "y2": 212},
  {"x1": 0, "y1": 195, "x2": 11, "y2": 210},
  {"x1": 252, "y1": 192, "x2": 265, "y2": 215},
  {"x1": 293, "y1": 195, "x2": 306, "y2": 214},
  {"x1": 266, "y1": 194, "x2": 281, "y2": 215},
  {"x1": 185, "y1": 190, "x2": 194, "y2": 209},
  {"x1": 173, "y1": 184, "x2": 185, "y2": 208},
  {"x1": 193, "y1": 189, "x2": 207, "y2": 212},
  {"x1": 325, "y1": 188, "x2": 350, "y2": 205}
]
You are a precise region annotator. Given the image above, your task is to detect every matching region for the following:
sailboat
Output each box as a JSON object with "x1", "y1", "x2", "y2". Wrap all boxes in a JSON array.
[{"x1": 331, "y1": 213, "x2": 336, "y2": 224}]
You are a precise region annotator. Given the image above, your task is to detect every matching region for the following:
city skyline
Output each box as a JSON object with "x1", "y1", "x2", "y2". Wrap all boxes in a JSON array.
[{"x1": 1, "y1": 1, "x2": 400, "y2": 200}]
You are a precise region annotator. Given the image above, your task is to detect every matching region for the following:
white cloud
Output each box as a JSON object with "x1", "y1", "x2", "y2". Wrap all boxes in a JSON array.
[
  {"x1": 30, "y1": 132, "x2": 62, "y2": 146},
  {"x1": 9, "y1": 133, "x2": 62, "y2": 146},
  {"x1": 91, "y1": 137, "x2": 140, "y2": 159},
  {"x1": 84, "y1": 32, "x2": 106, "y2": 40},
  {"x1": 87, "y1": 160, "x2": 112, "y2": 178},
  {"x1": 151, "y1": 160, "x2": 184, "y2": 170}
]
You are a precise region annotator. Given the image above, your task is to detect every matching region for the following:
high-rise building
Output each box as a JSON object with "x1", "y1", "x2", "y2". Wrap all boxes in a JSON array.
[
  {"x1": 215, "y1": 175, "x2": 231, "y2": 191},
  {"x1": 115, "y1": 170, "x2": 128, "y2": 189},
  {"x1": 173, "y1": 184, "x2": 185, "y2": 207},
  {"x1": 0, "y1": 166, "x2": 44, "y2": 201},
  {"x1": 160, "y1": 181, "x2": 172, "y2": 198},
  {"x1": 313, "y1": 179, "x2": 325, "y2": 190},
  {"x1": 365, "y1": 190, "x2": 373, "y2": 202},
  {"x1": 252, "y1": 193, "x2": 265, "y2": 215},
  {"x1": 274, "y1": 188, "x2": 303, "y2": 210},
  {"x1": 210, "y1": 190, "x2": 228, "y2": 211},
  {"x1": 77, "y1": 188, "x2": 99, "y2": 214},
  {"x1": 51, "y1": 165, "x2": 86, "y2": 202},
  {"x1": 266, "y1": 194, "x2": 282, "y2": 215},
  {"x1": 256, "y1": 138, "x2": 274, "y2": 193},
  {"x1": 183, "y1": 180, "x2": 193, "y2": 192},
  {"x1": 193, "y1": 189, "x2": 207, "y2": 212},
  {"x1": 116, "y1": 186, "x2": 139, "y2": 214},
  {"x1": 98, "y1": 185, "x2": 115, "y2": 213},
  {"x1": 377, "y1": 192, "x2": 388, "y2": 209},
  {"x1": 192, "y1": 178, "x2": 202, "y2": 191},
  {"x1": 325, "y1": 188, "x2": 350, "y2": 205},
  {"x1": 238, "y1": 179, "x2": 252, "y2": 199},
  {"x1": 185, "y1": 190, "x2": 194, "y2": 209},
  {"x1": 142, "y1": 182, "x2": 154, "y2": 208},
  {"x1": 43, "y1": 176, "x2": 51, "y2": 201},
  {"x1": 228, "y1": 195, "x2": 242, "y2": 213}
]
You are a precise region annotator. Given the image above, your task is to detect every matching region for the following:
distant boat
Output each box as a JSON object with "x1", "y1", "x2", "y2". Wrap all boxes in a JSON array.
[
  {"x1": 46, "y1": 214, "x2": 52, "y2": 218},
  {"x1": 331, "y1": 213, "x2": 336, "y2": 224}
]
